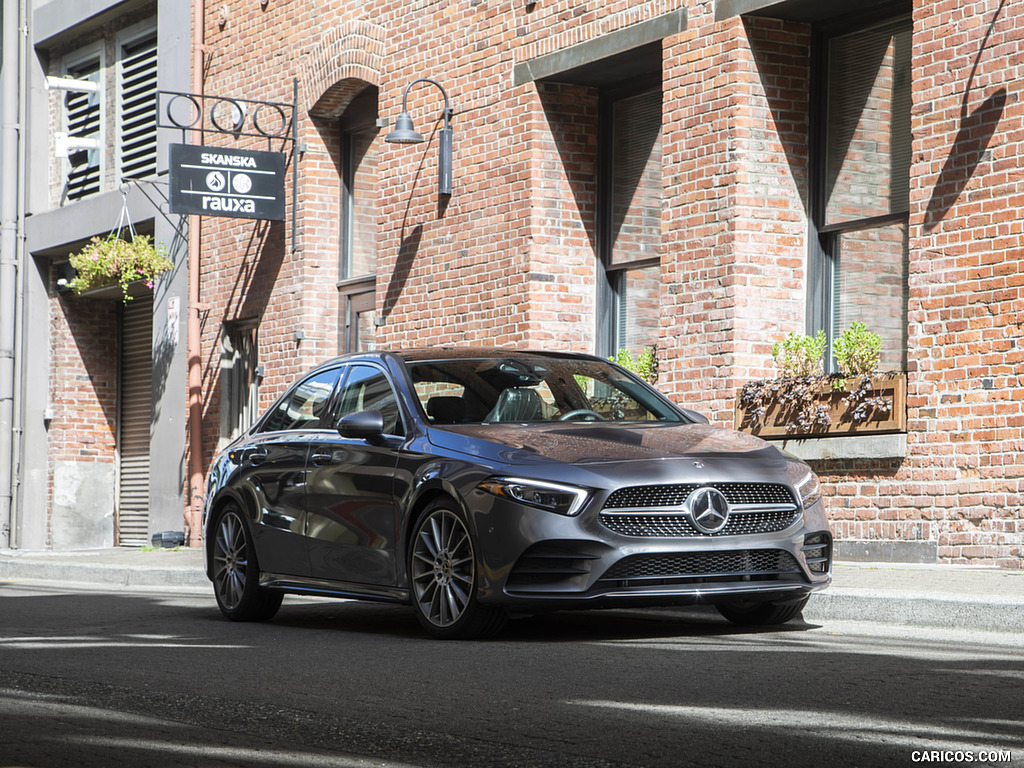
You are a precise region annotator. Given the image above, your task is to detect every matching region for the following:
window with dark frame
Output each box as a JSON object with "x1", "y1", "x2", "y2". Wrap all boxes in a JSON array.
[
  {"x1": 218, "y1": 323, "x2": 260, "y2": 449},
  {"x1": 598, "y1": 78, "x2": 663, "y2": 359},
  {"x1": 810, "y1": 14, "x2": 912, "y2": 372},
  {"x1": 337, "y1": 86, "x2": 380, "y2": 354}
]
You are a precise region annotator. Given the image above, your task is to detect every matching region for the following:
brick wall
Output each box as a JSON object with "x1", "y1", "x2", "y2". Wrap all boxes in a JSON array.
[
  {"x1": 182, "y1": 0, "x2": 1022, "y2": 566},
  {"x1": 47, "y1": 292, "x2": 119, "y2": 547},
  {"x1": 661, "y1": 5, "x2": 811, "y2": 417},
  {"x1": 904, "y1": 0, "x2": 1023, "y2": 566}
]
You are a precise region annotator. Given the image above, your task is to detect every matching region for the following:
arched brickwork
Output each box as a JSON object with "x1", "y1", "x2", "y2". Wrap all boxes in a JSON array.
[{"x1": 301, "y1": 20, "x2": 385, "y2": 118}]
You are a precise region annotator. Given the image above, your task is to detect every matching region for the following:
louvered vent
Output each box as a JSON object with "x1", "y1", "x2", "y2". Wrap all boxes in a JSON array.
[
  {"x1": 118, "y1": 33, "x2": 158, "y2": 181},
  {"x1": 118, "y1": 296, "x2": 153, "y2": 547},
  {"x1": 65, "y1": 59, "x2": 102, "y2": 201}
]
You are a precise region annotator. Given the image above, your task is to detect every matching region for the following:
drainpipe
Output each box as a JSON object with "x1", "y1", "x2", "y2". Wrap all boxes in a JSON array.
[
  {"x1": 0, "y1": 0, "x2": 23, "y2": 548},
  {"x1": 186, "y1": 0, "x2": 204, "y2": 546}
]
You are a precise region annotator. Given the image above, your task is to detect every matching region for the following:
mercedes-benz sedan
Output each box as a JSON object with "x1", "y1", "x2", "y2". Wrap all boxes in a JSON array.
[{"x1": 203, "y1": 348, "x2": 831, "y2": 638}]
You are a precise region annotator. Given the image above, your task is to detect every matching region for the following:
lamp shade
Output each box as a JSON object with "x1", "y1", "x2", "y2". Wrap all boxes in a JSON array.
[{"x1": 385, "y1": 112, "x2": 425, "y2": 144}]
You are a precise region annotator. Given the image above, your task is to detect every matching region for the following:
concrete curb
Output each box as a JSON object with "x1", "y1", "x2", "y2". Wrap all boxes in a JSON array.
[
  {"x1": 0, "y1": 559, "x2": 209, "y2": 589},
  {"x1": 803, "y1": 589, "x2": 1024, "y2": 634},
  {"x1": 0, "y1": 549, "x2": 208, "y2": 589},
  {"x1": 2, "y1": 550, "x2": 1022, "y2": 634}
]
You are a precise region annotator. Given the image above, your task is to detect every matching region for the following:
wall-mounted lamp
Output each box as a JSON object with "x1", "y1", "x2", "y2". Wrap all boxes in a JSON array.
[
  {"x1": 45, "y1": 75, "x2": 99, "y2": 94},
  {"x1": 54, "y1": 132, "x2": 99, "y2": 159},
  {"x1": 385, "y1": 78, "x2": 453, "y2": 196}
]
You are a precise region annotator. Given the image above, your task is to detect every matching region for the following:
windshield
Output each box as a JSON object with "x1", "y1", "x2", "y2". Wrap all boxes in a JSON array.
[{"x1": 408, "y1": 356, "x2": 683, "y2": 425}]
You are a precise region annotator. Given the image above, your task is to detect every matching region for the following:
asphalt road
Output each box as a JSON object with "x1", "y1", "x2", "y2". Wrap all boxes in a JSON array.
[{"x1": 1, "y1": 581, "x2": 1021, "y2": 768}]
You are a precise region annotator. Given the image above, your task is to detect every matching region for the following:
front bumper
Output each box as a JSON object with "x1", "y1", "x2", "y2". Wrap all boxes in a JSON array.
[{"x1": 468, "y1": 485, "x2": 832, "y2": 610}]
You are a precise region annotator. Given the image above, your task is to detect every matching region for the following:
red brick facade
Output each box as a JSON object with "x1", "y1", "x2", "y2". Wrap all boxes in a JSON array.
[{"x1": 41, "y1": 0, "x2": 1022, "y2": 566}]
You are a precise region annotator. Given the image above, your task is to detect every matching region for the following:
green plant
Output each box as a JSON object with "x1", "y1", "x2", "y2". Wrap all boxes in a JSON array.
[
  {"x1": 739, "y1": 325, "x2": 898, "y2": 434},
  {"x1": 772, "y1": 331, "x2": 826, "y2": 377},
  {"x1": 833, "y1": 322, "x2": 882, "y2": 377},
  {"x1": 67, "y1": 234, "x2": 172, "y2": 301},
  {"x1": 612, "y1": 346, "x2": 659, "y2": 384}
]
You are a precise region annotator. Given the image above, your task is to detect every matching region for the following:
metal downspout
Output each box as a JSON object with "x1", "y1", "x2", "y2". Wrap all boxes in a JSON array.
[
  {"x1": 0, "y1": 0, "x2": 23, "y2": 548},
  {"x1": 186, "y1": 0, "x2": 204, "y2": 545},
  {"x1": 9, "y1": 0, "x2": 28, "y2": 548}
]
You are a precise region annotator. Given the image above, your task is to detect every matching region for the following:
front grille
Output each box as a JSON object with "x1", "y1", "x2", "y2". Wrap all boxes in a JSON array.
[
  {"x1": 599, "y1": 508, "x2": 801, "y2": 538},
  {"x1": 600, "y1": 549, "x2": 802, "y2": 583},
  {"x1": 600, "y1": 482, "x2": 799, "y2": 538},
  {"x1": 604, "y1": 483, "x2": 795, "y2": 509}
]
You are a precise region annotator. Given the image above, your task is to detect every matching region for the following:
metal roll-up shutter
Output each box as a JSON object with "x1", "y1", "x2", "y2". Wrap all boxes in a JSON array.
[{"x1": 118, "y1": 295, "x2": 153, "y2": 546}]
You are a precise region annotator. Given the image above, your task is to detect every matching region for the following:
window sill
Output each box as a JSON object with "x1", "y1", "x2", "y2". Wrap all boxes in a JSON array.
[{"x1": 767, "y1": 433, "x2": 908, "y2": 461}]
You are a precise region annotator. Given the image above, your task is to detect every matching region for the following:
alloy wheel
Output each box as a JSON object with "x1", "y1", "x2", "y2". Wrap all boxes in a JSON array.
[
  {"x1": 213, "y1": 509, "x2": 248, "y2": 612},
  {"x1": 411, "y1": 508, "x2": 475, "y2": 628}
]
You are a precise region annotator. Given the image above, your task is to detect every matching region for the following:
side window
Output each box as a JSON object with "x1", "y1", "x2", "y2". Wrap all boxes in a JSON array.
[
  {"x1": 599, "y1": 82, "x2": 662, "y2": 359},
  {"x1": 261, "y1": 368, "x2": 342, "y2": 433},
  {"x1": 335, "y1": 364, "x2": 403, "y2": 436}
]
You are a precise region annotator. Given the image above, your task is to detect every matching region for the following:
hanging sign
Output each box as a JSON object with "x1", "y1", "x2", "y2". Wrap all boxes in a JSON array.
[{"x1": 169, "y1": 143, "x2": 286, "y2": 221}]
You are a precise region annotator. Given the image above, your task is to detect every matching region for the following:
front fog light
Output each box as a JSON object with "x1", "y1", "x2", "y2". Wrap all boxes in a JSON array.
[{"x1": 479, "y1": 477, "x2": 590, "y2": 516}]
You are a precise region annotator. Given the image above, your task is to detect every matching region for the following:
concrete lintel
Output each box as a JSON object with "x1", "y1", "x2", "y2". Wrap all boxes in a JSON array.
[
  {"x1": 715, "y1": 0, "x2": 784, "y2": 21},
  {"x1": 513, "y1": 9, "x2": 687, "y2": 87},
  {"x1": 25, "y1": 186, "x2": 156, "y2": 258},
  {"x1": 715, "y1": 0, "x2": 906, "y2": 23},
  {"x1": 774, "y1": 433, "x2": 908, "y2": 461},
  {"x1": 34, "y1": 0, "x2": 152, "y2": 48}
]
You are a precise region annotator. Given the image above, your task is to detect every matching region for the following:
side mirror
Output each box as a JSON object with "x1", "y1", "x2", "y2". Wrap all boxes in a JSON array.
[
  {"x1": 337, "y1": 409, "x2": 385, "y2": 440},
  {"x1": 680, "y1": 407, "x2": 710, "y2": 425}
]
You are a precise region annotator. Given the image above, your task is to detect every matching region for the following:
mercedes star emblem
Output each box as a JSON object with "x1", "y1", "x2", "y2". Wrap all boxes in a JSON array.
[{"x1": 686, "y1": 487, "x2": 730, "y2": 534}]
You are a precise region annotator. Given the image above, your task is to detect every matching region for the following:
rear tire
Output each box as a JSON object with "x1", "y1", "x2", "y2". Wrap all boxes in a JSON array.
[
  {"x1": 716, "y1": 595, "x2": 809, "y2": 626},
  {"x1": 211, "y1": 503, "x2": 283, "y2": 622},
  {"x1": 409, "y1": 500, "x2": 507, "y2": 640}
]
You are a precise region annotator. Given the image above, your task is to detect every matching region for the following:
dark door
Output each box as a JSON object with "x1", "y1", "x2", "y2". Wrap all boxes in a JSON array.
[
  {"x1": 238, "y1": 366, "x2": 343, "y2": 577},
  {"x1": 305, "y1": 363, "x2": 404, "y2": 584}
]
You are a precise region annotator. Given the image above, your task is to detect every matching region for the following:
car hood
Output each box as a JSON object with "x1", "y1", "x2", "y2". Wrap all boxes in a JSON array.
[{"x1": 426, "y1": 421, "x2": 786, "y2": 468}]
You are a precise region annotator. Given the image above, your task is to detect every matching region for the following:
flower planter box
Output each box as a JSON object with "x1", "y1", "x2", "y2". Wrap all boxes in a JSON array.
[{"x1": 734, "y1": 373, "x2": 906, "y2": 439}]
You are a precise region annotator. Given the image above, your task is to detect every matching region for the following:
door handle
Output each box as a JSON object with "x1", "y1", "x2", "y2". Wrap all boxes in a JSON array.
[
  {"x1": 246, "y1": 447, "x2": 268, "y2": 466},
  {"x1": 310, "y1": 452, "x2": 333, "y2": 467}
]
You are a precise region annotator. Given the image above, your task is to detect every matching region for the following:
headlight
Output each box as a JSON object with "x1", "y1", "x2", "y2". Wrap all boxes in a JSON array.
[
  {"x1": 479, "y1": 477, "x2": 591, "y2": 516},
  {"x1": 786, "y1": 462, "x2": 822, "y2": 509}
]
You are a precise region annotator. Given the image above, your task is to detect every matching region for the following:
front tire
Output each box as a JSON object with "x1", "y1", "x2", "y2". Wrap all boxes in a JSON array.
[
  {"x1": 716, "y1": 595, "x2": 809, "y2": 626},
  {"x1": 211, "y1": 504, "x2": 283, "y2": 622},
  {"x1": 409, "y1": 500, "x2": 507, "y2": 640}
]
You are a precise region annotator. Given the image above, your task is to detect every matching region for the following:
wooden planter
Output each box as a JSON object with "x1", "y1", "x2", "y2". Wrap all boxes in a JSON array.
[{"x1": 735, "y1": 373, "x2": 906, "y2": 439}]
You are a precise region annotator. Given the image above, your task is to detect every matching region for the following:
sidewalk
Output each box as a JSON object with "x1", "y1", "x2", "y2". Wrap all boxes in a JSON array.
[{"x1": 1, "y1": 547, "x2": 1022, "y2": 633}]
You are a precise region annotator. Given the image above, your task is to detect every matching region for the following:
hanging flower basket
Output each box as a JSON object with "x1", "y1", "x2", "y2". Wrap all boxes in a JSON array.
[{"x1": 67, "y1": 234, "x2": 172, "y2": 301}]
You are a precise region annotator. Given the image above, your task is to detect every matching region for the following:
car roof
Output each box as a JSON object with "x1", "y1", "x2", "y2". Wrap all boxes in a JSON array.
[
  {"x1": 389, "y1": 347, "x2": 604, "y2": 363},
  {"x1": 310, "y1": 347, "x2": 606, "y2": 369}
]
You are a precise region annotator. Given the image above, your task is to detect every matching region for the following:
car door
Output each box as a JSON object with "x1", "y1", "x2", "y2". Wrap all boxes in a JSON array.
[
  {"x1": 237, "y1": 366, "x2": 343, "y2": 578},
  {"x1": 305, "y1": 363, "x2": 404, "y2": 585}
]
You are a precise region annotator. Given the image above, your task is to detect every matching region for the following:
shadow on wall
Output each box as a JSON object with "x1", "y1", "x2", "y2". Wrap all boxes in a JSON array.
[
  {"x1": 537, "y1": 81, "x2": 599, "y2": 254},
  {"x1": 233, "y1": 220, "x2": 286, "y2": 323},
  {"x1": 924, "y1": 89, "x2": 1007, "y2": 232},
  {"x1": 150, "y1": 223, "x2": 188, "y2": 426},
  {"x1": 924, "y1": 0, "x2": 1009, "y2": 232},
  {"x1": 382, "y1": 224, "x2": 422, "y2": 320},
  {"x1": 56, "y1": 295, "x2": 120, "y2": 436},
  {"x1": 744, "y1": 17, "x2": 816, "y2": 216}
]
